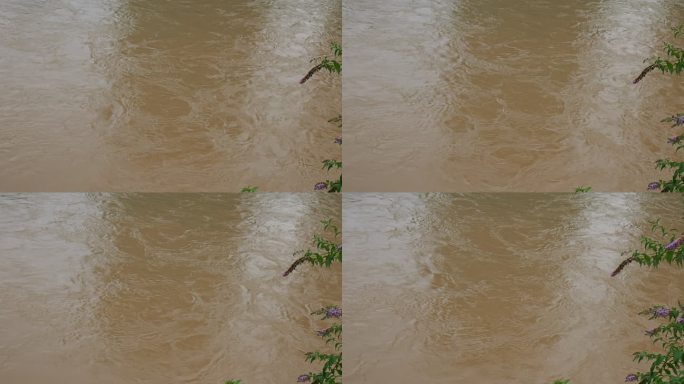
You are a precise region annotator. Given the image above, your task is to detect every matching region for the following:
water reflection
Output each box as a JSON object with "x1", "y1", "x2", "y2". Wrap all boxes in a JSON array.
[
  {"x1": 344, "y1": 193, "x2": 684, "y2": 383},
  {"x1": 0, "y1": 193, "x2": 340, "y2": 383}
]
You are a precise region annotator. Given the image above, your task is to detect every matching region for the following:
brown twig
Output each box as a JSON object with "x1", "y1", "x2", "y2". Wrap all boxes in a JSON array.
[
  {"x1": 611, "y1": 256, "x2": 634, "y2": 277},
  {"x1": 300, "y1": 63, "x2": 324, "y2": 84},
  {"x1": 633, "y1": 63, "x2": 658, "y2": 84},
  {"x1": 283, "y1": 255, "x2": 309, "y2": 277}
]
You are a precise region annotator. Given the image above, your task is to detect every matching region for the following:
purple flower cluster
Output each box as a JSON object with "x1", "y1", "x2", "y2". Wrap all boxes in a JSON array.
[
  {"x1": 316, "y1": 328, "x2": 329, "y2": 337},
  {"x1": 648, "y1": 181, "x2": 661, "y2": 190},
  {"x1": 625, "y1": 373, "x2": 638, "y2": 382},
  {"x1": 654, "y1": 307, "x2": 670, "y2": 318},
  {"x1": 664, "y1": 236, "x2": 683, "y2": 251},
  {"x1": 675, "y1": 115, "x2": 684, "y2": 126},
  {"x1": 677, "y1": 316, "x2": 684, "y2": 325},
  {"x1": 326, "y1": 306, "x2": 342, "y2": 318},
  {"x1": 314, "y1": 182, "x2": 327, "y2": 191},
  {"x1": 668, "y1": 135, "x2": 682, "y2": 144},
  {"x1": 297, "y1": 374, "x2": 310, "y2": 382}
]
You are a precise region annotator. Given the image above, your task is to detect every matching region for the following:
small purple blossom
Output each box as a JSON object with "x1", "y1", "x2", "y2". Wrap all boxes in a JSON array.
[
  {"x1": 648, "y1": 181, "x2": 661, "y2": 190},
  {"x1": 625, "y1": 373, "x2": 638, "y2": 382},
  {"x1": 676, "y1": 115, "x2": 684, "y2": 126},
  {"x1": 664, "y1": 237, "x2": 683, "y2": 251},
  {"x1": 645, "y1": 328, "x2": 657, "y2": 336},
  {"x1": 314, "y1": 182, "x2": 327, "y2": 191},
  {"x1": 334, "y1": 136, "x2": 342, "y2": 145},
  {"x1": 654, "y1": 307, "x2": 671, "y2": 318},
  {"x1": 668, "y1": 135, "x2": 682, "y2": 144},
  {"x1": 326, "y1": 306, "x2": 342, "y2": 318},
  {"x1": 297, "y1": 374, "x2": 310, "y2": 382},
  {"x1": 316, "y1": 328, "x2": 329, "y2": 337},
  {"x1": 677, "y1": 317, "x2": 684, "y2": 325}
]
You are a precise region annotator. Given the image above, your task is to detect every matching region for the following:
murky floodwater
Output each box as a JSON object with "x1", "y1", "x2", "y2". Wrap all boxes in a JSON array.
[
  {"x1": 0, "y1": 0, "x2": 340, "y2": 191},
  {"x1": 344, "y1": 193, "x2": 684, "y2": 383},
  {"x1": 345, "y1": 0, "x2": 684, "y2": 191},
  {"x1": 0, "y1": 193, "x2": 340, "y2": 383}
]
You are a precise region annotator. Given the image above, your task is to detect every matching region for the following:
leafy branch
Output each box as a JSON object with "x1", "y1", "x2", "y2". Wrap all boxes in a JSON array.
[
  {"x1": 300, "y1": 42, "x2": 342, "y2": 84},
  {"x1": 283, "y1": 219, "x2": 341, "y2": 277},
  {"x1": 634, "y1": 25, "x2": 684, "y2": 192},
  {"x1": 611, "y1": 221, "x2": 684, "y2": 384},
  {"x1": 611, "y1": 219, "x2": 684, "y2": 276},
  {"x1": 297, "y1": 306, "x2": 342, "y2": 384},
  {"x1": 634, "y1": 26, "x2": 684, "y2": 84},
  {"x1": 314, "y1": 159, "x2": 342, "y2": 193},
  {"x1": 628, "y1": 305, "x2": 684, "y2": 383}
]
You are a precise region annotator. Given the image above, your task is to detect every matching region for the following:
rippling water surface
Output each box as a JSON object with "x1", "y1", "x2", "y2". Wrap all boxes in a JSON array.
[
  {"x1": 345, "y1": 0, "x2": 684, "y2": 191},
  {"x1": 0, "y1": 193, "x2": 340, "y2": 383},
  {"x1": 0, "y1": 0, "x2": 340, "y2": 191},
  {"x1": 344, "y1": 193, "x2": 684, "y2": 383}
]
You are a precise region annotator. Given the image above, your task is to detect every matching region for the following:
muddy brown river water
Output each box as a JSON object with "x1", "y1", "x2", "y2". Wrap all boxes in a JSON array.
[
  {"x1": 345, "y1": 0, "x2": 684, "y2": 191},
  {"x1": 344, "y1": 193, "x2": 684, "y2": 383},
  {"x1": 0, "y1": 193, "x2": 340, "y2": 383},
  {"x1": 0, "y1": 0, "x2": 340, "y2": 191}
]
